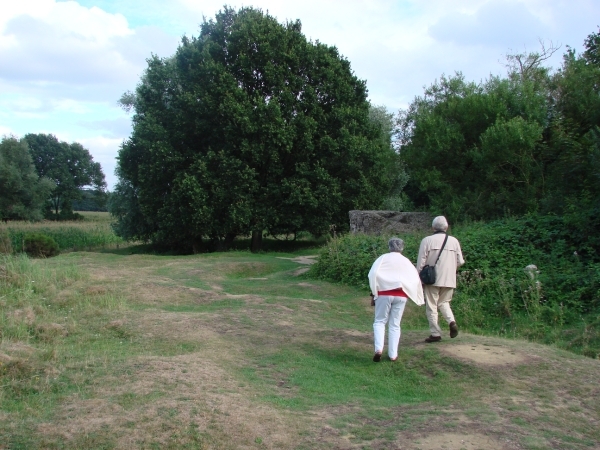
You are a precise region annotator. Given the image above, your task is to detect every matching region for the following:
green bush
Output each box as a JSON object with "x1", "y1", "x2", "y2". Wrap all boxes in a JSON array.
[
  {"x1": 23, "y1": 233, "x2": 60, "y2": 258},
  {"x1": 308, "y1": 215, "x2": 600, "y2": 358},
  {"x1": 456, "y1": 215, "x2": 600, "y2": 314},
  {"x1": 309, "y1": 232, "x2": 425, "y2": 289}
]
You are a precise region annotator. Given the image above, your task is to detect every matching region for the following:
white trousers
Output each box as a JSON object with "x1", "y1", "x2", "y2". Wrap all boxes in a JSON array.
[
  {"x1": 424, "y1": 286, "x2": 455, "y2": 337},
  {"x1": 373, "y1": 295, "x2": 407, "y2": 359}
]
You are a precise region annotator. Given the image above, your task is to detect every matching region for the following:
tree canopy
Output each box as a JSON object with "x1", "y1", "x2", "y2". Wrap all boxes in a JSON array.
[
  {"x1": 112, "y1": 6, "x2": 398, "y2": 251},
  {"x1": 397, "y1": 30, "x2": 600, "y2": 228},
  {"x1": 24, "y1": 133, "x2": 106, "y2": 219},
  {"x1": 0, "y1": 136, "x2": 54, "y2": 221}
]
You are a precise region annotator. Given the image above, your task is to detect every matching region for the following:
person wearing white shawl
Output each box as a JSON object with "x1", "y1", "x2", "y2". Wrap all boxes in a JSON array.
[{"x1": 368, "y1": 237, "x2": 424, "y2": 362}]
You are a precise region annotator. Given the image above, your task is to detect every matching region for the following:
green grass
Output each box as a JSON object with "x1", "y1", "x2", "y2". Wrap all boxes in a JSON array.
[
  {"x1": 1, "y1": 245, "x2": 599, "y2": 449},
  {"x1": 0, "y1": 212, "x2": 125, "y2": 253},
  {"x1": 243, "y1": 345, "x2": 489, "y2": 409}
]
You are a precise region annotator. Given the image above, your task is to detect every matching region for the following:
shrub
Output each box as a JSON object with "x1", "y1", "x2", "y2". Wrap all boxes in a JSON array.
[
  {"x1": 307, "y1": 215, "x2": 600, "y2": 358},
  {"x1": 23, "y1": 233, "x2": 60, "y2": 258},
  {"x1": 309, "y1": 232, "x2": 424, "y2": 289},
  {"x1": 45, "y1": 210, "x2": 85, "y2": 221}
]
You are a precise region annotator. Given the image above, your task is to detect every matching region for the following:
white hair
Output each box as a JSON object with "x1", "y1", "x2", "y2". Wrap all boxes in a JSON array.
[
  {"x1": 432, "y1": 216, "x2": 448, "y2": 231},
  {"x1": 388, "y1": 237, "x2": 405, "y2": 253}
]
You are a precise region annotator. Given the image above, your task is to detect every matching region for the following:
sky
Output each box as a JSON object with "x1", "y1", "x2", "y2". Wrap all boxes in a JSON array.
[{"x1": 1, "y1": 0, "x2": 598, "y2": 189}]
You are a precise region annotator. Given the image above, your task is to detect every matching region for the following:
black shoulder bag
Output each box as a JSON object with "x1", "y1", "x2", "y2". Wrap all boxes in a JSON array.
[{"x1": 419, "y1": 234, "x2": 448, "y2": 285}]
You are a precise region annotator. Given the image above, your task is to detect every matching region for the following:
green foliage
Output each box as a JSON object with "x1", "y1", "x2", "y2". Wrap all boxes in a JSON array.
[
  {"x1": 397, "y1": 73, "x2": 549, "y2": 220},
  {"x1": 112, "y1": 6, "x2": 398, "y2": 251},
  {"x1": 0, "y1": 137, "x2": 54, "y2": 221},
  {"x1": 23, "y1": 233, "x2": 60, "y2": 258},
  {"x1": 456, "y1": 215, "x2": 600, "y2": 317},
  {"x1": 107, "y1": 178, "x2": 154, "y2": 244},
  {"x1": 23, "y1": 133, "x2": 106, "y2": 219},
  {"x1": 392, "y1": 32, "x2": 600, "y2": 349},
  {"x1": 308, "y1": 216, "x2": 600, "y2": 357},
  {"x1": 72, "y1": 189, "x2": 108, "y2": 212},
  {"x1": 370, "y1": 104, "x2": 409, "y2": 211},
  {"x1": 2, "y1": 220, "x2": 124, "y2": 253},
  {"x1": 543, "y1": 43, "x2": 600, "y2": 217},
  {"x1": 396, "y1": 31, "x2": 599, "y2": 224},
  {"x1": 44, "y1": 207, "x2": 85, "y2": 222},
  {"x1": 309, "y1": 232, "x2": 424, "y2": 289}
]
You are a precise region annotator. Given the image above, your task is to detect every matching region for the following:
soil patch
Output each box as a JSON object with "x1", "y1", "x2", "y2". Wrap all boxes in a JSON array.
[
  {"x1": 37, "y1": 354, "x2": 306, "y2": 449},
  {"x1": 293, "y1": 267, "x2": 310, "y2": 276},
  {"x1": 408, "y1": 432, "x2": 508, "y2": 449},
  {"x1": 441, "y1": 344, "x2": 528, "y2": 365},
  {"x1": 276, "y1": 255, "x2": 318, "y2": 265}
]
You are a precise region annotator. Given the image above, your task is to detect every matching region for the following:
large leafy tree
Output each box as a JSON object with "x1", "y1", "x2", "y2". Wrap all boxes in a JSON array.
[
  {"x1": 396, "y1": 29, "x2": 600, "y2": 243},
  {"x1": 547, "y1": 33, "x2": 600, "y2": 204},
  {"x1": 0, "y1": 137, "x2": 54, "y2": 221},
  {"x1": 24, "y1": 134, "x2": 106, "y2": 218},
  {"x1": 541, "y1": 30, "x2": 600, "y2": 253},
  {"x1": 113, "y1": 7, "x2": 397, "y2": 251},
  {"x1": 396, "y1": 71, "x2": 550, "y2": 220},
  {"x1": 369, "y1": 104, "x2": 409, "y2": 211}
]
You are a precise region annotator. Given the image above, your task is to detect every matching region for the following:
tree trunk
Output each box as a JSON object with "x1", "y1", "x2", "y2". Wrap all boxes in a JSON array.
[
  {"x1": 251, "y1": 230, "x2": 262, "y2": 253},
  {"x1": 192, "y1": 236, "x2": 203, "y2": 254},
  {"x1": 224, "y1": 232, "x2": 236, "y2": 250}
]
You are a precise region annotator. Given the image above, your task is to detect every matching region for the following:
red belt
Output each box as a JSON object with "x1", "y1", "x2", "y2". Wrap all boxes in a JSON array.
[{"x1": 377, "y1": 288, "x2": 407, "y2": 297}]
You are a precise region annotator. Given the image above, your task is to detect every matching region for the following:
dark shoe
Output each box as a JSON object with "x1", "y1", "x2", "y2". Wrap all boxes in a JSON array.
[
  {"x1": 449, "y1": 321, "x2": 459, "y2": 338},
  {"x1": 373, "y1": 352, "x2": 382, "y2": 362},
  {"x1": 425, "y1": 335, "x2": 442, "y2": 343}
]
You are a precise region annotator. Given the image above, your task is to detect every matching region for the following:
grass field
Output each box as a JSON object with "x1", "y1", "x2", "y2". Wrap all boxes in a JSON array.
[
  {"x1": 0, "y1": 212, "x2": 125, "y2": 253},
  {"x1": 1, "y1": 244, "x2": 599, "y2": 449}
]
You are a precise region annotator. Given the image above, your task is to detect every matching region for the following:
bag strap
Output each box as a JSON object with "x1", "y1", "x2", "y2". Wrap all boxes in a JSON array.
[{"x1": 433, "y1": 234, "x2": 449, "y2": 266}]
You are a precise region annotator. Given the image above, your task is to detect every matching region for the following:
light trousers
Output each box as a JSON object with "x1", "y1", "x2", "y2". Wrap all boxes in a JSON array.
[
  {"x1": 373, "y1": 295, "x2": 407, "y2": 359},
  {"x1": 424, "y1": 285, "x2": 455, "y2": 337}
]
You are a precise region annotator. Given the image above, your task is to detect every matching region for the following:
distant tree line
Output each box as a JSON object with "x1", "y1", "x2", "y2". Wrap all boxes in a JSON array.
[
  {"x1": 397, "y1": 31, "x2": 600, "y2": 229},
  {"x1": 109, "y1": 7, "x2": 599, "y2": 255},
  {"x1": 0, "y1": 134, "x2": 106, "y2": 221},
  {"x1": 72, "y1": 189, "x2": 109, "y2": 212}
]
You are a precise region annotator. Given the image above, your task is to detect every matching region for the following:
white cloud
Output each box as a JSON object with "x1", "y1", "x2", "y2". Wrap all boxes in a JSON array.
[
  {"x1": 77, "y1": 117, "x2": 132, "y2": 139},
  {"x1": 429, "y1": 0, "x2": 545, "y2": 48},
  {"x1": 7, "y1": 97, "x2": 45, "y2": 112},
  {"x1": 0, "y1": 125, "x2": 15, "y2": 137},
  {"x1": 0, "y1": 0, "x2": 132, "y2": 42},
  {"x1": 2, "y1": 0, "x2": 600, "y2": 189},
  {"x1": 77, "y1": 136, "x2": 123, "y2": 189},
  {"x1": 0, "y1": 0, "x2": 179, "y2": 102}
]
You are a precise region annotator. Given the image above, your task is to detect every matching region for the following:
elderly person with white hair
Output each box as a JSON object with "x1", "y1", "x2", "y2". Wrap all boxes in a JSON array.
[
  {"x1": 368, "y1": 237, "x2": 424, "y2": 362},
  {"x1": 416, "y1": 216, "x2": 465, "y2": 343}
]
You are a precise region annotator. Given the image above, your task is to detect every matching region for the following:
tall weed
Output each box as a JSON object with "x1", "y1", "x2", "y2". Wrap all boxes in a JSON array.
[
  {"x1": 0, "y1": 220, "x2": 124, "y2": 253},
  {"x1": 0, "y1": 254, "x2": 85, "y2": 341}
]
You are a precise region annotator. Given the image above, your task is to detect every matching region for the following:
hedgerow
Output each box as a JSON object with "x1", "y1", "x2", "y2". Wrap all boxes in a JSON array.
[{"x1": 308, "y1": 214, "x2": 600, "y2": 358}]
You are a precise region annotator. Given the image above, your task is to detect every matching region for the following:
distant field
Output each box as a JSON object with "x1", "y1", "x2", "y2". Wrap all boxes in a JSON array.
[
  {"x1": 75, "y1": 211, "x2": 113, "y2": 222},
  {"x1": 1, "y1": 248, "x2": 598, "y2": 449},
  {"x1": 0, "y1": 212, "x2": 125, "y2": 252}
]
